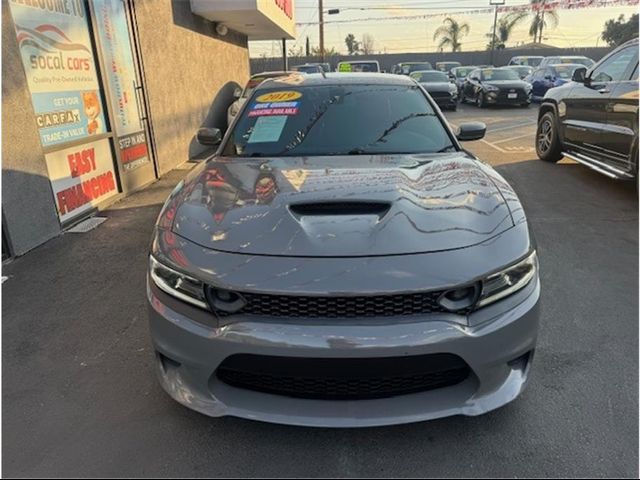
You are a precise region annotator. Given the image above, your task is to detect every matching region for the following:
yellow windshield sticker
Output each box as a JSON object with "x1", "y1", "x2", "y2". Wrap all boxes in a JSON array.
[
  {"x1": 338, "y1": 63, "x2": 352, "y2": 72},
  {"x1": 256, "y1": 91, "x2": 302, "y2": 103}
]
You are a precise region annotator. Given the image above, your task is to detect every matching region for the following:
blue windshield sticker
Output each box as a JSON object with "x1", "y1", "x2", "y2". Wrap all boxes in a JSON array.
[{"x1": 247, "y1": 116, "x2": 288, "y2": 143}]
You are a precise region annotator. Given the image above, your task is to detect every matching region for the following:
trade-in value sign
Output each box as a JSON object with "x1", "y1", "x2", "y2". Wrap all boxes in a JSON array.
[
  {"x1": 8, "y1": 0, "x2": 107, "y2": 147},
  {"x1": 45, "y1": 138, "x2": 118, "y2": 223}
]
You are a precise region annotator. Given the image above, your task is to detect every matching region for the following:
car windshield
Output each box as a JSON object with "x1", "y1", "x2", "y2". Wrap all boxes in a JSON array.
[
  {"x1": 401, "y1": 63, "x2": 432, "y2": 74},
  {"x1": 225, "y1": 84, "x2": 455, "y2": 157},
  {"x1": 481, "y1": 69, "x2": 520, "y2": 81},
  {"x1": 510, "y1": 66, "x2": 531, "y2": 76},
  {"x1": 551, "y1": 65, "x2": 579, "y2": 78},
  {"x1": 411, "y1": 71, "x2": 449, "y2": 83},
  {"x1": 339, "y1": 62, "x2": 379, "y2": 72},
  {"x1": 455, "y1": 67, "x2": 475, "y2": 78}
]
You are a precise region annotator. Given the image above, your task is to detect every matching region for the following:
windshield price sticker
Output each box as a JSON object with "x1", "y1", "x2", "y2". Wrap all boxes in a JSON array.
[
  {"x1": 247, "y1": 116, "x2": 288, "y2": 143},
  {"x1": 249, "y1": 102, "x2": 299, "y2": 117},
  {"x1": 256, "y1": 91, "x2": 302, "y2": 103}
]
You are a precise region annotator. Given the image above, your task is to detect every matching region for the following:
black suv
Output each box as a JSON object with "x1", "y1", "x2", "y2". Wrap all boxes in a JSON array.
[{"x1": 535, "y1": 39, "x2": 638, "y2": 185}]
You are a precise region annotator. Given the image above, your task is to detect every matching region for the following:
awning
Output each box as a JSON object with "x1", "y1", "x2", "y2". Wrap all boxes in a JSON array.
[{"x1": 190, "y1": 0, "x2": 296, "y2": 40}]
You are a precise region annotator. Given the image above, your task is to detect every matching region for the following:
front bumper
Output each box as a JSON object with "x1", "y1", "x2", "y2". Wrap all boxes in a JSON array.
[
  {"x1": 147, "y1": 274, "x2": 540, "y2": 427},
  {"x1": 485, "y1": 91, "x2": 531, "y2": 105}
]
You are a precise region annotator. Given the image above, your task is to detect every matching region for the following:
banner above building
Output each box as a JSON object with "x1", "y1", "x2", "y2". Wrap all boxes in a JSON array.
[{"x1": 190, "y1": 0, "x2": 296, "y2": 40}]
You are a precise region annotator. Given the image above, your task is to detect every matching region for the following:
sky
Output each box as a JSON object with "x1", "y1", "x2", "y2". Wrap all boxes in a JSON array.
[{"x1": 248, "y1": 0, "x2": 638, "y2": 57}]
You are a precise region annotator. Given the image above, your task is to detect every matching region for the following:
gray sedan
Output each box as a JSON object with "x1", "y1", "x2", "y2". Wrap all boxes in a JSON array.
[{"x1": 147, "y1": 73, "x2": 541, "y2": 427}]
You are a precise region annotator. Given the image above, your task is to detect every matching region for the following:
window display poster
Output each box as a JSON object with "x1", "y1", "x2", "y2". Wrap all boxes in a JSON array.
[
  {"x1": 8, "y1": 0, "x2": 107, "y2": 147},
  {"x1": 45, "y1": 138, "x2": 118, "y2": 223},
  {"x1": 93, "y1": 0, "x2": 150, "y2": 171}
]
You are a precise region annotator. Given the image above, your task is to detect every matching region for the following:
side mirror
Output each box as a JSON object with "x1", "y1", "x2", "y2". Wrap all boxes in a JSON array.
[
  {"x1": 572, "y1": 67, "x2": 587, "y2": 83},
  {"x1": 233, "y1": 87, "x2": 242, "y2": 99},
  {"x1": 196, "y1": 127, "x2": 222, "y2": 146},
  {"x1": 456, "y1": 122, "x2": 486, "y2": 142}
]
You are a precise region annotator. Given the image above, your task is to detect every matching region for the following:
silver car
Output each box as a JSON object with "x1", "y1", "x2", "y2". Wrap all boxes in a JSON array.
[{"x1": 148, "y1": 73, "x2": 541, "y2": 427}]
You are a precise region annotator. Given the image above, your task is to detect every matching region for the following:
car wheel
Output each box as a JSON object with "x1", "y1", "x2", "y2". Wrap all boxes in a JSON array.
[
  {"x1": 477, "y1": 93, "x2": 485, "y2": 108},
  {"x1": 536, "y1": 111, "x2": 563, "y2": 162},
  {"x1": 450, "y1": 105, "x2": 457, "y2": 112}
]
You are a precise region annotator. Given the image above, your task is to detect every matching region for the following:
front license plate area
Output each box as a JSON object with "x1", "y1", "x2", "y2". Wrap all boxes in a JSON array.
[{"x1": 508, "y1": 93, "x2": 518, "y2": 99}]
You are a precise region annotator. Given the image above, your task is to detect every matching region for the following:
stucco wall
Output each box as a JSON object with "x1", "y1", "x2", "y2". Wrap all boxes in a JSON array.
[
  {"x1": 2, "y1": 1, "x2": 61, "y2": 256},
  {"x1": 132, "y1": 0, "x2": 250, "y2": 175}
]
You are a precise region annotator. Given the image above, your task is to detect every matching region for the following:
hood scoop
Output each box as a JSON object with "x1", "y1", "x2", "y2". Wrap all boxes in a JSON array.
[{"x1": 289, "y1": 201, "x2": 391, "y2": 218}]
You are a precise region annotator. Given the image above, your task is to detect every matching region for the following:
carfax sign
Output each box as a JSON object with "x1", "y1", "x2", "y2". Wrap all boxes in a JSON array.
[{"x1": 8, "y1": 0, "x2": 107, "y2": 148}]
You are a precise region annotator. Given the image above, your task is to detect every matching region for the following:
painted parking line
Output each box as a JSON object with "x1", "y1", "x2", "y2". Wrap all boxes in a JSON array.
[{"x1": 491, "y1": 131, "x2": 537, "y2": 145}]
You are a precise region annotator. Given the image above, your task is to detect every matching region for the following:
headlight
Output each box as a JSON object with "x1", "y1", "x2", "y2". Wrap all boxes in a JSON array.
[
  {"x1": 449, "y1": 84, "x2": 458, "y2": 93},
  {"x1": 484, "y1": 85, "x2": 499, "y2": 92},
  {"x1": 229, "y1": 102, "x2": 240, "y2": 118},
  {"x1": 476, "y1": 251, "x2": 538, "y2": 308},
  {"x1": 149, "y1": 255, "x2": 208, "y2": 309}
]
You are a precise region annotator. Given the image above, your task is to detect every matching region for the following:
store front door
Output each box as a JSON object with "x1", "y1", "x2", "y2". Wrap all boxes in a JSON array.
[{"x1": 91, "y1": 0, "x2": 156, "y2": 193}]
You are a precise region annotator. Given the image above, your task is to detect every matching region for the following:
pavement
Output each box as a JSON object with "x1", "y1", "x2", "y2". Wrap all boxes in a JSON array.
[{"x1": 2, "y1": 103, "x2": 638, "y2": 478}]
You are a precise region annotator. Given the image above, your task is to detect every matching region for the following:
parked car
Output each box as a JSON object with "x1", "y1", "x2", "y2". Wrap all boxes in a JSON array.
[
  {"x1": 149, "y1": 73, "x2": 540, "y2": 427},
  {"x1": 291, "y1": 64, "x2": 323, "y2": 73},
  {"x1": 338, "y1": 60, "x2": 381, "y2": 73},
  {"x1": 391, "y1": 62, "x2": 433, "y2": 75},
  {"x1": 227, "y1": 71, "x2": 289, "y2": 126},
  {"x1": 535, "y1": 39, "x2": 638, "y2": 185},
  {"x1": 502, "y1": 65, "x2": 534, "y2": 80},
  {"x1": 538, "y1": 55, "x2": 595, "y2": 68},
  {"x1": 449, "y1": 65, "x2": 477, "y2": 95},
  {"x1": 527, "y1": 63, "x2": 584, "y2": 102},
  {"x1": 508, "y1": 56, "x2": 544, "y2": 67},
  {"x1": 292, "y1": 62, "x2": 331, "y2": 73},
  {"x1": 461, "y1": 67, "x2": 532, "y2": 108},
  {"x1": 435, "y1": 61, "x2": 461, "y2": 73},
  {"x1": 410, "y1": 70, "x2": 458, "y2": 110}
]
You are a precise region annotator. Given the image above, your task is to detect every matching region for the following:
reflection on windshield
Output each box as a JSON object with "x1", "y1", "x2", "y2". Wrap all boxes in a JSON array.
[{"x1": 226, "y1": 85, "x2": 455, "y2": 158}]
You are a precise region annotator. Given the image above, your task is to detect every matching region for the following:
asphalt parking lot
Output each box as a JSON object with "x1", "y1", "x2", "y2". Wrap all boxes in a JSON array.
[{"x1": 3, "y1": 103, "x2": 638, "y2": 478}]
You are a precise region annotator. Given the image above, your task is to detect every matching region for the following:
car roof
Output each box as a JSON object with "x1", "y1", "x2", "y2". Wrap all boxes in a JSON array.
[
  {"x1": 251, "y1": 71, "x2": 289, "y2": 78},
  {"x1": 338, "y1": 60, "x2": 379, "y2": 64},
  {"x1": 546, "y1": 63, "x2": 584, "y2": 68},
  {"x1": 256, "y1": 73, "x2": 415, "y2": 90}
]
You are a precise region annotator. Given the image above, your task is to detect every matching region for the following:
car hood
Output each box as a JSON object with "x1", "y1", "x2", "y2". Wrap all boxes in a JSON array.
[
  {"x1": 484, "y1": 80, "x2": 529, "y2": 90},
  {"x1": 420, "y1": 82, "x2": 455, "y2": 92},
  {"x1": 169, "y1": 153, "x2": 514, "y2": 257}
]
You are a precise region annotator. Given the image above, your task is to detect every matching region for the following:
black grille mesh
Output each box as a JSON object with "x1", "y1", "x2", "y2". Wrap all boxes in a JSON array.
[
  {"x1": 216, "y1": 354, "x2": 471, "y2": 400},
  {"x1": 218, "y1": 290, "x2": 457, "y2": 318}
]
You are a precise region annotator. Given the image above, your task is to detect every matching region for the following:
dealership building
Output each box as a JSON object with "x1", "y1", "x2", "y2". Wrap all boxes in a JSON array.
[{"x1": 2, "y1": 0, "x2": 295, "y2": 257}]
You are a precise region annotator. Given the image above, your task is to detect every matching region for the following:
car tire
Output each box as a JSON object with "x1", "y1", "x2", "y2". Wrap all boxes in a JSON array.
[
  {"x1": 477, "y1": 93, "x2": 485, "y2": 108},
  {"x1": 536, "y1": 111, "x2": 563, "y2": 163},
  {"x1": 520, "y1": 103, "x2": 530, "y2": 108}
]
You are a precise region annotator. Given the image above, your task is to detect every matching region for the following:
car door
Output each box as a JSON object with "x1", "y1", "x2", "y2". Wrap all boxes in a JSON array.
[
  {"x1": 530, "y1": 69, "x2": 545, "y2": 99},
  {"x1": 600, "y1": 48, "x2": 639, "y2": 172},
  {"x1": 569, "y1": 45, "x2": 638, "y2": 162},
  {"x1": 464, "y1": 69, "x2": 480, "y2": 100}
]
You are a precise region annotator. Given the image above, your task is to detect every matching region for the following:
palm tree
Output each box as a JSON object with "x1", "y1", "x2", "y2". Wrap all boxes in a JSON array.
[
  {"x1": 487, "y1": 11, "x2": 528, "y2": 49},
  {"x1": 529, "y1": 0, "x2": 559, "y2": 43},
  {"x1": 433, "y1": 17, "x2": 470, "y2": 52}
]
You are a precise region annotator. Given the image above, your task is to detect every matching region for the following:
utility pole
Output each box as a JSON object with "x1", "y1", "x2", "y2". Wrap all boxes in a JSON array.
[
  {"x1": 319, "y1": 0, "x2": 325, "y2": 61},
  {"x1": 489, "y1": 0, "x2": 504, "y2": 66},
  {"x1": 282, "y1": 38, "x2": 288, "y2": 71}
]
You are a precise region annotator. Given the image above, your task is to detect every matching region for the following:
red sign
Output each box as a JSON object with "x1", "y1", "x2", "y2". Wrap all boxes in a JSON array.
[{"x1": 275, "y1": 0, "x2": 293, "y2": 19}]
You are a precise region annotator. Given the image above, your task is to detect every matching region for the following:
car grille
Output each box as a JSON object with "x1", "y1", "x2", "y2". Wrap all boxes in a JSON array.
[
  {"x1": 497, "y1": 88, "x2": 527, "y2": 102},
  {"x1": 212, "y1": 290, "x2": 459, "y2": 318},
  {"x1": 216, "y1": 353, "x2": 471, "y2": 400},
  {"x1": 429, "y1": 91, "x2": 452, "y2": 100}
]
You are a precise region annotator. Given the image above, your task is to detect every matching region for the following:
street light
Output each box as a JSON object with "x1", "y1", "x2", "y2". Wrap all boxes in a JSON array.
[{"x1": 489, "y1": 0, "x2": 505, "y2": 66}]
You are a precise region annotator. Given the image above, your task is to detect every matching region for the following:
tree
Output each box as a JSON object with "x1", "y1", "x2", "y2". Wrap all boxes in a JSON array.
[
  {"x1": 288, "y1": 45, "x2": 304, "y2": 57},
  {"x1": 528, "y1": 0, "x2": 559, "y2": 43},
  {"x1": 602, "y1": 14, "x2": 639, "y2": 47},
  {"x1": 345, "y1": 34, "x2": 360, "y2": 55},
  {"x1": 361, "y1": 33, "x2": 375, "y2": 55},
  {"x1": 486, "y1": 11, "x2": 528, "y2": 50},
  {"x1": 433, "y1": 17, "x2": 470, "y2": 52},
  {"x1": 311, "y1": 46, "x2": 338, "y2": 57}
]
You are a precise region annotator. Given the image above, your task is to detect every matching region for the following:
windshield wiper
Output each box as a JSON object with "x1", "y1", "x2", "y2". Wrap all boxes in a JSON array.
[{"x1": 436, "y1": 145, "x2": 457, "y2": 153}]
